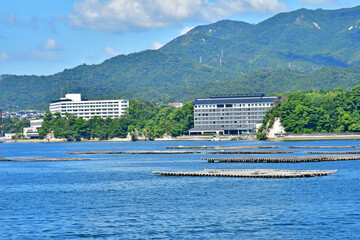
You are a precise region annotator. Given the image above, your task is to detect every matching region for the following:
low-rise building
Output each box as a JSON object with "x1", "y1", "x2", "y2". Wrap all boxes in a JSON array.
[
  {"x1": 189, "y1": 93, "x2": 280, "y2": 135},
  {"x1": 23, "y1": 119, "x2": 43, "y2": 138},
  {"x1": 5, "y1": 133, "x2": 16, "y2": 140},
  {"x1": 168, "y1": 102, "x2": 183, "y2": 108},
  {"x1": 2, "y1": 110, "x2": 45, "y2": 119},
  {"x1": 49, "y1": 94, "x2": 129, "y2": 119}
]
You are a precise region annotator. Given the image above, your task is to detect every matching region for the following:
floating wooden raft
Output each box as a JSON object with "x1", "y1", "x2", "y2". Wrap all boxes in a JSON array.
[
  {"x1": 153, "y1": 169, "x2": 338, "y2": 178},
  {"x1": 203, "y1": 154, "x2": 360, "y2": 163},
  {"x1": 67, "y1": 150, "x2": 201, "y2": 154},
  {"x1": 165, "y1": 145, "x2": 281, "y2": 150},
  {"x1": 0, "y1": 157, "x2": 90, "y2": 162},
  {"x1": 306, "y1": 150, "x2": 360, "y2": 154},
  {"x1": 288, "y1": 145, "x2": 359, "y2": 149},
  {"x1": 207, "y1": 150, "x2": 297, "y2": 154}
]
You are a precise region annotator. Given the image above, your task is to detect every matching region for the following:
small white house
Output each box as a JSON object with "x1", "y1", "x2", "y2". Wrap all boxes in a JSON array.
[{"x1": 5, "y1": 133, "x2": 16, "y2": 140}]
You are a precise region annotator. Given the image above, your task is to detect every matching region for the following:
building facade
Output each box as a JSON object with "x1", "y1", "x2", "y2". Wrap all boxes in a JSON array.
[
  {"x1": 23, "y1": 119, "x2": 43, "y2": 138},
  {"x1": 189, "y1": 94, "x2": 280, "y2": 135},
  {"x1": 49, "y1": 94, "x2": 129, "y2": 119}
]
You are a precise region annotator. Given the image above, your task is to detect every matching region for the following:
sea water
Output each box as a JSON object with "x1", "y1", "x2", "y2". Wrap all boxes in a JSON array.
[{"x1": 0, "y1": 140, "x2": 359, "y2": 239}]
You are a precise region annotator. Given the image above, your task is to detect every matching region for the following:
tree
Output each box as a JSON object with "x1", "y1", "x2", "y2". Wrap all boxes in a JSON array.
[{"x1": 37, "y1": 99, "x2": 195, "y2": 141}]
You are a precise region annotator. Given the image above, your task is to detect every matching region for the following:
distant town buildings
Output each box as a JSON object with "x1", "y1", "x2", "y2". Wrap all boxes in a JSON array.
[
  {"x1": 49, "y1": 93, "x2": 129, "y2": 119},
  {"x1": 1, "y1": 110, "x2": 45, "y2": 119},
  {"x1": 189, "y1": 94, "x2": 280, "y2": 135},
  {"x1": 168, "y1": 102, "x2": 183, "y2": 108},
  {"x1": 156, "y1": 102, "x2": 184, "y2": 108}
]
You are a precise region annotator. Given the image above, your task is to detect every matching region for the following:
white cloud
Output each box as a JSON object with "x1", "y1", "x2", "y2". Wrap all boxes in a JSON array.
[
  {"x1": 69, "y1": 0, "x2": 287, "y2": 32},
  {"x1": 44, "y1": 39, "x2": 61, "y2": 50},
  {"x1": 1, "y1": 39, "x2": 61, "y2": 62},
  {"x1": 180, "y1": 26, "x2": 194, "y2": 35},
  {"x1": 104, "y1": 46, "x2": 121, "y2": 56},
  {"x1": 151, "y1": 41, "x2": 163, "y2": 50},
  {"x1": 298, "y1": 0, "x2": 334, "y2": 5},
  {"x1": 0, "y1": 52, "x2": 8, "y2": 60}
]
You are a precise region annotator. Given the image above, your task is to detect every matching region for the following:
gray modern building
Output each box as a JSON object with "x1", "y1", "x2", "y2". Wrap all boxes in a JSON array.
[{"x1": 189, "y1": 94, "x2": 280, "y2": 135}]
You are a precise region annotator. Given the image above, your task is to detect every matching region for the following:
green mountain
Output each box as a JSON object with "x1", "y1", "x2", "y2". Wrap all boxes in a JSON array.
[
  {"x1": 0, "y1": 51, "x2": 229, "y2": 110},
  {"x1": 2, "y1": 6, "x2": 360, "y2": 110},
  {"x1": 161, "y1": 6, "x2": 360, "y2": 71}
]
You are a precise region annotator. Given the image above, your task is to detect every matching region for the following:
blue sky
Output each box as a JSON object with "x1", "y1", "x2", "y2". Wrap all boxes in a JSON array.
[{"x1": 1, "y1": 0, "x2": 360, "y2": 76}]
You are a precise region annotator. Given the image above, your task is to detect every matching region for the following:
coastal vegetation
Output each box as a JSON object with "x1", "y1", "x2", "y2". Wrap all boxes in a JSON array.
[
  {"x1": 7, "y1": 84, "x2": 360, "y2": 141},
  {"x1": 1, "y1": 118, "x2": 30, "y2": 134},
  {"x1": 258, "y1": 85, "x2": 360, "y2": 137},
  {"x1": 38, "y1": 100, "x2": 193, "y2": 141}
]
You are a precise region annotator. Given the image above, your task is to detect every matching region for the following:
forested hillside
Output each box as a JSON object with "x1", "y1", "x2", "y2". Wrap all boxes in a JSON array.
[
  {"x1": 2, "y1": 6, "x2": 360, "y2": 110},
  {"x1": 161, "y1": 6, "x2": 360, "y2": 71},
  {"x1": 259, "y1": 85, "x2": 360, "y2": 136}
]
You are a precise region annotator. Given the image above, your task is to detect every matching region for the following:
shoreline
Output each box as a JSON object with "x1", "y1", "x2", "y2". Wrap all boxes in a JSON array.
[
  {"x1": 3, "y1": 133, "x2": 360, "y2": 143},
  {"x1": 273, "y1": 134, "x2": 360, "y2": 141}
]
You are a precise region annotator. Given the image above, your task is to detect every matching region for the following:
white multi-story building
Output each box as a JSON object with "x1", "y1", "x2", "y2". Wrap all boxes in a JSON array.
[
  {"x1": 189, "y1": 94, "x2": 280, "y2": 135},
  {"x1": 49, "y1": 94, "x2": 129, "y2": 119}
]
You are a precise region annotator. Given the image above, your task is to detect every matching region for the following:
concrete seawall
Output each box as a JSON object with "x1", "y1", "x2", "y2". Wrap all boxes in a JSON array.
[{"x1": 274, "y1": 133, "x2": 360, "y2": 141}]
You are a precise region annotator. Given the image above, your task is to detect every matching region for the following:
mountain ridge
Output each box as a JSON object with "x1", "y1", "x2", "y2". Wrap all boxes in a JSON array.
[{"x1": 2, "y1": 5, "x2": 360, "y2": 110}]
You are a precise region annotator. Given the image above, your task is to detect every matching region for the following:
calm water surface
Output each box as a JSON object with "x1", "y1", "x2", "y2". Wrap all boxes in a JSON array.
[{"x1": 1, "y1": 140, "x2": 360, "y2": 239}]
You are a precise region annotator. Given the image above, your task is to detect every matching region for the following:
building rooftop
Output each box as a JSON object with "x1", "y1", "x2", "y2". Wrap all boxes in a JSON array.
[
  {"x1": 193, "y1": 94, "x2": 280, "y2": 105},
  {"x1": 209, "y1": 93, "x2": 265, "y2": 99},
  {"x1": 51, "y1": 93, "x2": 127, "y2": 104}
]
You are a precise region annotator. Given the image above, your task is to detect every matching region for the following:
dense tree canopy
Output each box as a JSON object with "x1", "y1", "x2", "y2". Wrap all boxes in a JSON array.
[
  {"x1": 38, "y1": 100, "x2": 194, "y2": 141},
  {"x1": 1, "y1": 118, "x2": 30, "y2": 134},
  {"x1": 260, "y1": 85, "x2": 360, "y2": 135}
]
